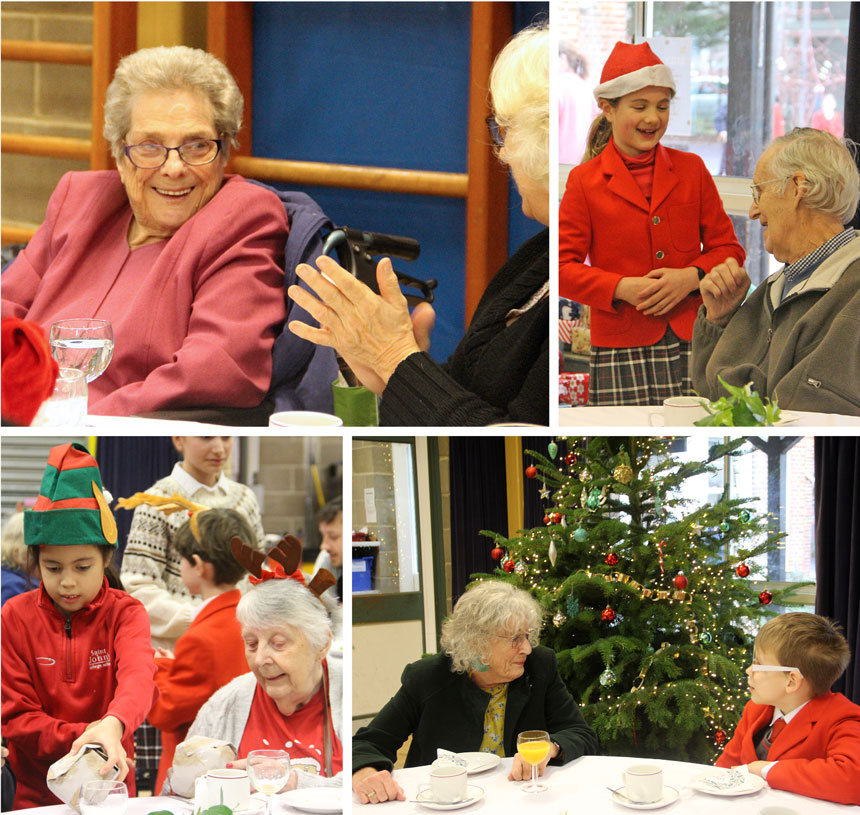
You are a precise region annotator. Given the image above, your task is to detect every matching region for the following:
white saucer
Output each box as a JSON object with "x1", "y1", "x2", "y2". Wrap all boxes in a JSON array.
[
  {"x1": 611, "y1": 785, "x2": 680, "y2": 810},
  {"x1": 690, "y1": 772, "x2": 766, "y2": 796},
  {"x1": 280, "y1": 787, "x2": 342, "y2": 812},
  {"x1": 458, "y1": 752, "x2": 502, "y2": 774},
  {"x1": 414, "y1": 785, "x2": 484, "y2": 810},
  {"x1": 775, "y1": 411, "x2": 799, "y2": 426}
]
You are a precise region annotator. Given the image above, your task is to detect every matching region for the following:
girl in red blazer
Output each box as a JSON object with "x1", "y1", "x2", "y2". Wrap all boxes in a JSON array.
[
  {"x1": 559, "y1": 42, "x2": 744, "y2": 405},
  {"x1": 1, "y1": 443, "x2": 156, "y2": 809}
]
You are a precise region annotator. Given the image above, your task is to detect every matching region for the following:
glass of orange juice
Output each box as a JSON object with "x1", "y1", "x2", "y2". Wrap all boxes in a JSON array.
[{"x1": 516, "y1": 729, "x2": 551, "y2": 792}]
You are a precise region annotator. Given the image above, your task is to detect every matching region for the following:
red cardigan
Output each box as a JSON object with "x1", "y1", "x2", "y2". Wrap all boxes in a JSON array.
[
  {"x1": 1, "y1": 171, "x2": 287, "y2": 416},
  {"x1": 149, "y1": 589, "x2": 248, "y2": 793},
  {"x1": 1, "y1": 581, "x2": 156, "y2": 808},
  {"x1": 559, "y1": 139, "x2": 744, "y2": 347},
  {"x1": 715, "y1": 692, "x2": 860, "y2": 805}
]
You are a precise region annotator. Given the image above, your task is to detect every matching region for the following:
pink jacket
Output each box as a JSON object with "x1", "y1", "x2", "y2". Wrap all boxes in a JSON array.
[
  {"x1": 1, "y1": 580, "x2": 157, "y2": 808},
  {"x1": 2, "y1": 171, "x2": 287, "y2": 415}
]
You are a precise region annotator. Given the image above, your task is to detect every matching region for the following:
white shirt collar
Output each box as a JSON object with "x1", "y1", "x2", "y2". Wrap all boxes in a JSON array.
[
  {"x1": 771, "y1": 699, "x2": 809, "y2": 726},
  {"x1": 171, "y1": 462, "x2": 228, "y2": 495}
]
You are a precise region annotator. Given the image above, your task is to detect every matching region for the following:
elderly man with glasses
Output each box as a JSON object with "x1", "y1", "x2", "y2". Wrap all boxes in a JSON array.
[{"x1": 690, "y1": 127, "x2": 860, "y2": 416}]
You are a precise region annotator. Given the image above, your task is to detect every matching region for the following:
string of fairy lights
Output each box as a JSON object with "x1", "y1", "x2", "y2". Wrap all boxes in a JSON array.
[{"x1": 476, "y1": 436, "x2": 797, "y2": 760}]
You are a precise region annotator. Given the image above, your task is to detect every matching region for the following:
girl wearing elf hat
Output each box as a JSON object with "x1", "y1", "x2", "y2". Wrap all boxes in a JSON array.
[
  {"x1": 559, "y1": 41, "x2": 745, "y2": 406},
  {"x1": 1, "y1": 443, "x2": 157, "y2": 809}
]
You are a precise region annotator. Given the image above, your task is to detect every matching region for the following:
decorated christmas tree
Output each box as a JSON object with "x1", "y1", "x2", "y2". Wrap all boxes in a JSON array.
[{"x1": 477, "y1": 436, "x2": 808, "y2": 764}]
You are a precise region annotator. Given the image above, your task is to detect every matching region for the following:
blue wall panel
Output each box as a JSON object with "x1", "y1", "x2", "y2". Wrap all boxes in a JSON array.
[{"x1": 252, "y1": 1, "x2": 547, "y2": 363}]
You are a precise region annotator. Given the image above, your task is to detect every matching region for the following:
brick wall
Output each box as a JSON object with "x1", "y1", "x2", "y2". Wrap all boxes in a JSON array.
[{"x1": 1, "y1": 2, "x2": 93, "y2": 229}]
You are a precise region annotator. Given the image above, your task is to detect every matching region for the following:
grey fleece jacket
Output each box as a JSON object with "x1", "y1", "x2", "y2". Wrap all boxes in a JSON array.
[
  {"x1": 187, "y1": 662, "x2": 343, "y2": 790},
  {"x1": 691, "y1": 238, "x2": 860, "y2": 415}
]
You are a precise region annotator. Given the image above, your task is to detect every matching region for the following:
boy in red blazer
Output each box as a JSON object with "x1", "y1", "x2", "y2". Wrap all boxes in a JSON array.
[
  {"x1": 716, "y1": 613, "x2": 860, "y2": 805},
  {"x1": 148, "y1": 509, "x2": 253, "y2": 793}
]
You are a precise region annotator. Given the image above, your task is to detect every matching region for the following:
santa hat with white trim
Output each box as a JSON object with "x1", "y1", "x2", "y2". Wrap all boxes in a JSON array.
[
  {"x1": 24, "y1": 442, "x2": 117, "y2": 547},
  {"x1": 593, "y1": 41, "x2": 676, "y2": 103}
]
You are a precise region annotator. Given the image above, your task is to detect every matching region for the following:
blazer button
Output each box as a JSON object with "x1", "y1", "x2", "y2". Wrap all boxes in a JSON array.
[
  {"x1": 652, "y1": 216, "x2": 660, "y2": 225},
  {"x1": 656, "y1": 250, "x2": 665, "y2": 259}
]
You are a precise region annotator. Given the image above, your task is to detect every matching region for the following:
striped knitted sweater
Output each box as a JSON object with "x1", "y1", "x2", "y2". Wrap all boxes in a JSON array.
[{"x1": 120, "y1": 467, "x2": 264, "y2": 650}]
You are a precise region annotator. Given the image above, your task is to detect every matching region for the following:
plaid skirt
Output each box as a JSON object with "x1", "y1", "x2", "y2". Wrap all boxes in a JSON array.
[{"x1": 589, "y1": 327, "x2": 693, "y2": 406}]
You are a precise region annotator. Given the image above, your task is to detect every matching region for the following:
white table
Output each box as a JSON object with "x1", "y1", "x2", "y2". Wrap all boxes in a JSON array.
[
  {"x1": 559, "y1": 406, "x2": 860, "y2": 428},
  {"x1": 360, "y1": 756, "x2": 858, "y2": 814}
]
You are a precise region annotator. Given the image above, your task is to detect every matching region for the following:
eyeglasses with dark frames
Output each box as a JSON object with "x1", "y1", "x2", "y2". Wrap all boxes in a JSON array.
[
  {"x1": 123, "y1": 138, "x2": 223, "y2": 169},
  {"x1": 485, "y1": 115, "x2": 505, "y2": 148},
  {"x1": 499, "y1": 629, "x2": 539, "y2": 649}
]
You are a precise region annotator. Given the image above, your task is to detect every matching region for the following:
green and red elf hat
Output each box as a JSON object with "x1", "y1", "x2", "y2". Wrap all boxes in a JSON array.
[{"x1": 24, "y1": 442, "x2": 117, "y2": 547}]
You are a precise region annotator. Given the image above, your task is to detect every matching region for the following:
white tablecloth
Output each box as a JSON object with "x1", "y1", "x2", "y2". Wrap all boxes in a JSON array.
[
  {"x1": 559, "y1": 406, "x2": 860, "y2": 428},
  {"x1": 358, "y1": 755, "x2": 858, "y2": 814}
]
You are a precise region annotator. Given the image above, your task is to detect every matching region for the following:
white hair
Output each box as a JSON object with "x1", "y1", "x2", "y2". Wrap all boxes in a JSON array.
[
  {"x1": 490, "y1": 21, "x2": 549, "y2": 187},
  {"x1": 103, "y1": 46, "x2": 243, "y2": 163},
  {"x1": 236, "y1": 579, "x2": 331, "y2": 653},
  {"x1": 440, "y1": 580, "x2": 543, "y2": 674},
  {"x1": 767, "y1": 128, "x2": 860, "y2": 224},
  {"x1": 1, "y1": 512, "x2": 26, "y2": 570}
]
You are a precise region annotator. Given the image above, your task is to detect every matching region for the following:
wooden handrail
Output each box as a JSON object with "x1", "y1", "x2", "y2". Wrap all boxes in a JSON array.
[
  {"x1": 1, "y1": 39, "x2": 93, "y2": 65},
  {"x1": 1, "y1": 133, "x2": 91, "y2": 161},
  {"x1": 230, "y1": 155, "x2": 469, "y2": 198},
  {"x1": 2, "y1": 225, "x2": 37, "y2": 245}
]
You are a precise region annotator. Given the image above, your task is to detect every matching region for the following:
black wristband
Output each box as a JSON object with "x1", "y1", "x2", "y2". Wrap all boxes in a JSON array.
[{"x1": 690, "y1": 266, "x2": 706, "y2": 296}]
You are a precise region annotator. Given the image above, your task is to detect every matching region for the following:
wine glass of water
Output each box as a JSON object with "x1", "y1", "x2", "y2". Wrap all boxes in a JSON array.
[
  {"x1": 78, "y1": 780, "x2": 127, "y2": 815},
  {"x1": 50, "y1": 319, "x2": 114, "y2": 383},
  {"x1": 517, "y1": 729, "x2": 551, "y2": 793},
  {"x1": 247, "y1": 750, "x2": 290, "y2": 815}
]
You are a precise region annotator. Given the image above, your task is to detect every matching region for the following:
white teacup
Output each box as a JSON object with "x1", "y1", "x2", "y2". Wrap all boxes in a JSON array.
[
  {"x1": 268, "y1": 410, "x2": 343, "y2": 427},
  {"x1": 194, "y1": 768, "x2": 251, "y2": 812},
  {"x1": 420, "y1": 765, "x2": 468, "y2": 803},
  {"x1": 622, "y1": 764, "x2": 663, "y2": 803},
  {"x1": 650, "y1": 396, "x2": 709, "y2": 427}
]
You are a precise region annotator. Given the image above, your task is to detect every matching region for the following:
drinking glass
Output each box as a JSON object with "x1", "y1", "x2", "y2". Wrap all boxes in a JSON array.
[
  {"x1": 517, "y1": 729, "x2": 551, "y2": 793},
  {"x1": 78, "y1": 780, "x2": 127, "y2": 815},
  {"x1": 30, "y1": 367, "x2": 87, "y2": 426},
  {"x1": 49, "y1": 319, "x2": 114, "y2": 383},
  {"x1": 247, "y1": 750, "x2": 290, "y2": 815}
]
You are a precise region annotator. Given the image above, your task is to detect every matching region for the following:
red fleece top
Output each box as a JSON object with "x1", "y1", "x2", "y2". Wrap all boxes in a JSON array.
[
  {"x1": 1, "y1": 580, "x2": 157, "y2": 808},
  {"x1": 715, "y1": 692, "x2": 860, "y2": 805}
]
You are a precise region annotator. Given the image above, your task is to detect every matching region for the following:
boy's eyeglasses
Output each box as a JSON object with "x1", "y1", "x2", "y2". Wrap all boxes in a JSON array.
[
  {"x1": 749, "y1": 177, "x2": 788, "y2": 204},
  {"x1": 750, "y1": 663, "x2": 804, "y2": 677}
]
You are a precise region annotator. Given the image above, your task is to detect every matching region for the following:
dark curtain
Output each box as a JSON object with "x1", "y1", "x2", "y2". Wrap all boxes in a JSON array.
[
  {"x1": 449, "y1": 438, "x2": 508, "y2": 602},
  {"x1": 97, "y1": 437, "x2": 180, "y2": 570},
  {"x1": 523, "y1": 436, "x2": 550, "y2": 529},
  {"x1": 846, "y1": 3, "x2": 860, "y2": 229},
  {"x1": 814, "y1": 436, "x2": 860, "y2": 702}
]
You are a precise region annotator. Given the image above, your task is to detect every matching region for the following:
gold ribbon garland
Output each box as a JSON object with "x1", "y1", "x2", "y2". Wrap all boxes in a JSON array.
[{"x1": 578, "y1": 568, "x2": 694, "y2": 604}]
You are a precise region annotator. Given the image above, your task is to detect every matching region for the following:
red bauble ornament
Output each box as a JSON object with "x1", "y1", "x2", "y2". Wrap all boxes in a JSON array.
[
  {"x1": 491, "y1": 547, "x2": 504, "y2": 561},
  {"x1": 551, "y1": 512, "x2": 562, "y2": 524},
  {"x1": 715, "y1": 729, "x2": 727, "y2": 745},
  {"x1": 673, "y1": 572, "x2": 688, "y2": 590},
  {"x1": 605, "y1": 552, "x2": 619, "y2": 566},
  {"x1": 503, "y1": 559, "x2": 516, "y2": 573},
  {"x1": 543, "y1": 515, "x2": 551, "y2": 525},
  {"x1": 736, "y1": 562, "x2": 750, "y2": 578},
  {"x1": 565, "y1": 452, "x2": 577, "y2": 466},
  {"x1": 525, "y1": 466, "x2": 537, "y2": 479},
  {"x1": 759, "y1": 589, "x2": 773, "y2": 605},
  {"x1": 601, "y1": 606, "x2": 616, "y2": 622}
]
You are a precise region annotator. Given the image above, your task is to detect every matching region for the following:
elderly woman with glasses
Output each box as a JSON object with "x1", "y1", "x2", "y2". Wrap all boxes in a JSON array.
[
  {"x1": 351, "y1": 581, "x2": 597, "y2": 804},
  {"x1": 286, "y1": 23, "x2": 550, "y2": 426},
  {"x1": 2, "y1": 46, "x2": 286, "y2": 417},
  {"x1": 692, "y1": 128, "x2": 860, "y2": 415}
]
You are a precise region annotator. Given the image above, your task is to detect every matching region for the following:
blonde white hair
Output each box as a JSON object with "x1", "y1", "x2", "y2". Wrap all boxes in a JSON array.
[
  {"x1": 103, "y1": 45, "x2": 243, "y2": 163},
  {"x1": 766, "y1": 128, "x2": 860, "y2": 224},
  {"x1": 440, "y1": 580, "x2": 543, "y2": 674},
  {"x1": 237, "y1": 579, "x2": 331, "y2": 653},
  {"x1": 1, "y1": 512, "x2": 26, "y2": 570},
  {"x1": 489, "y1": 22, "x2": 549, "y2": 187}
]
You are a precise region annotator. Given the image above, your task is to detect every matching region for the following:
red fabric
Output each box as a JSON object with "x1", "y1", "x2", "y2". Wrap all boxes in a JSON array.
[
  {"x1": 249, "y1": 562, "x2": 307, "y2": 586},
  {"x1": 150, "y1": 590, "x2": 247, "y2": 793},
  {"x1": 559, "y1": 138, "x2": 745, "y2": 347},
  {"x1": 811, "y1": 110, "x2": 844, "y2": 139},
  {"x1": 768, "y1": 717, "x2": 787, "y2": 751},
  {"x1": 239, "y1": 672, "x2": 342, "y2": 777},
  {"x1": 1, "y1": 171, "x2": 287, "y2": 416},
  {"x1": 620, "y1": 146, "x2": 657, "y2": 202},
  {"x1": 0, "y1": 317, "x2": 58, "y2": 426},
  {"x1": 599, "y1": 41, "x2": 665, "y2": 84},
  {"x1": 1, "y1": 579, "x2": 156, "y2": 808},
  {"x1": 715, "y1": 693, "x2": 860, "y2": 805}
]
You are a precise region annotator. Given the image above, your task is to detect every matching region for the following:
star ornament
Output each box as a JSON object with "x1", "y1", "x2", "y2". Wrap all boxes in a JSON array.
[{"x1": 539, "y1": 486, "x2": 550, "y2": 500}]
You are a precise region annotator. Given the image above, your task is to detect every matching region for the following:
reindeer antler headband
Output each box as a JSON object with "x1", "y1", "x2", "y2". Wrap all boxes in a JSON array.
[
  {"x1": 116, "y1": 492, "x2": 211, "y2": 542},
  {"x1": 231, "y1": 535, "x2": 336, "y2": 600}
]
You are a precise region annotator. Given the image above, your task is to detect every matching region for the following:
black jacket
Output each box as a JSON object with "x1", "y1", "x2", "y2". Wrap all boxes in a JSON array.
[
  {"x1": 353, "y1": 646, "x2": 598, "y2": 772},
  {"x1": 380, "y1": 229, "x2": 549, "y2": 426}
]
